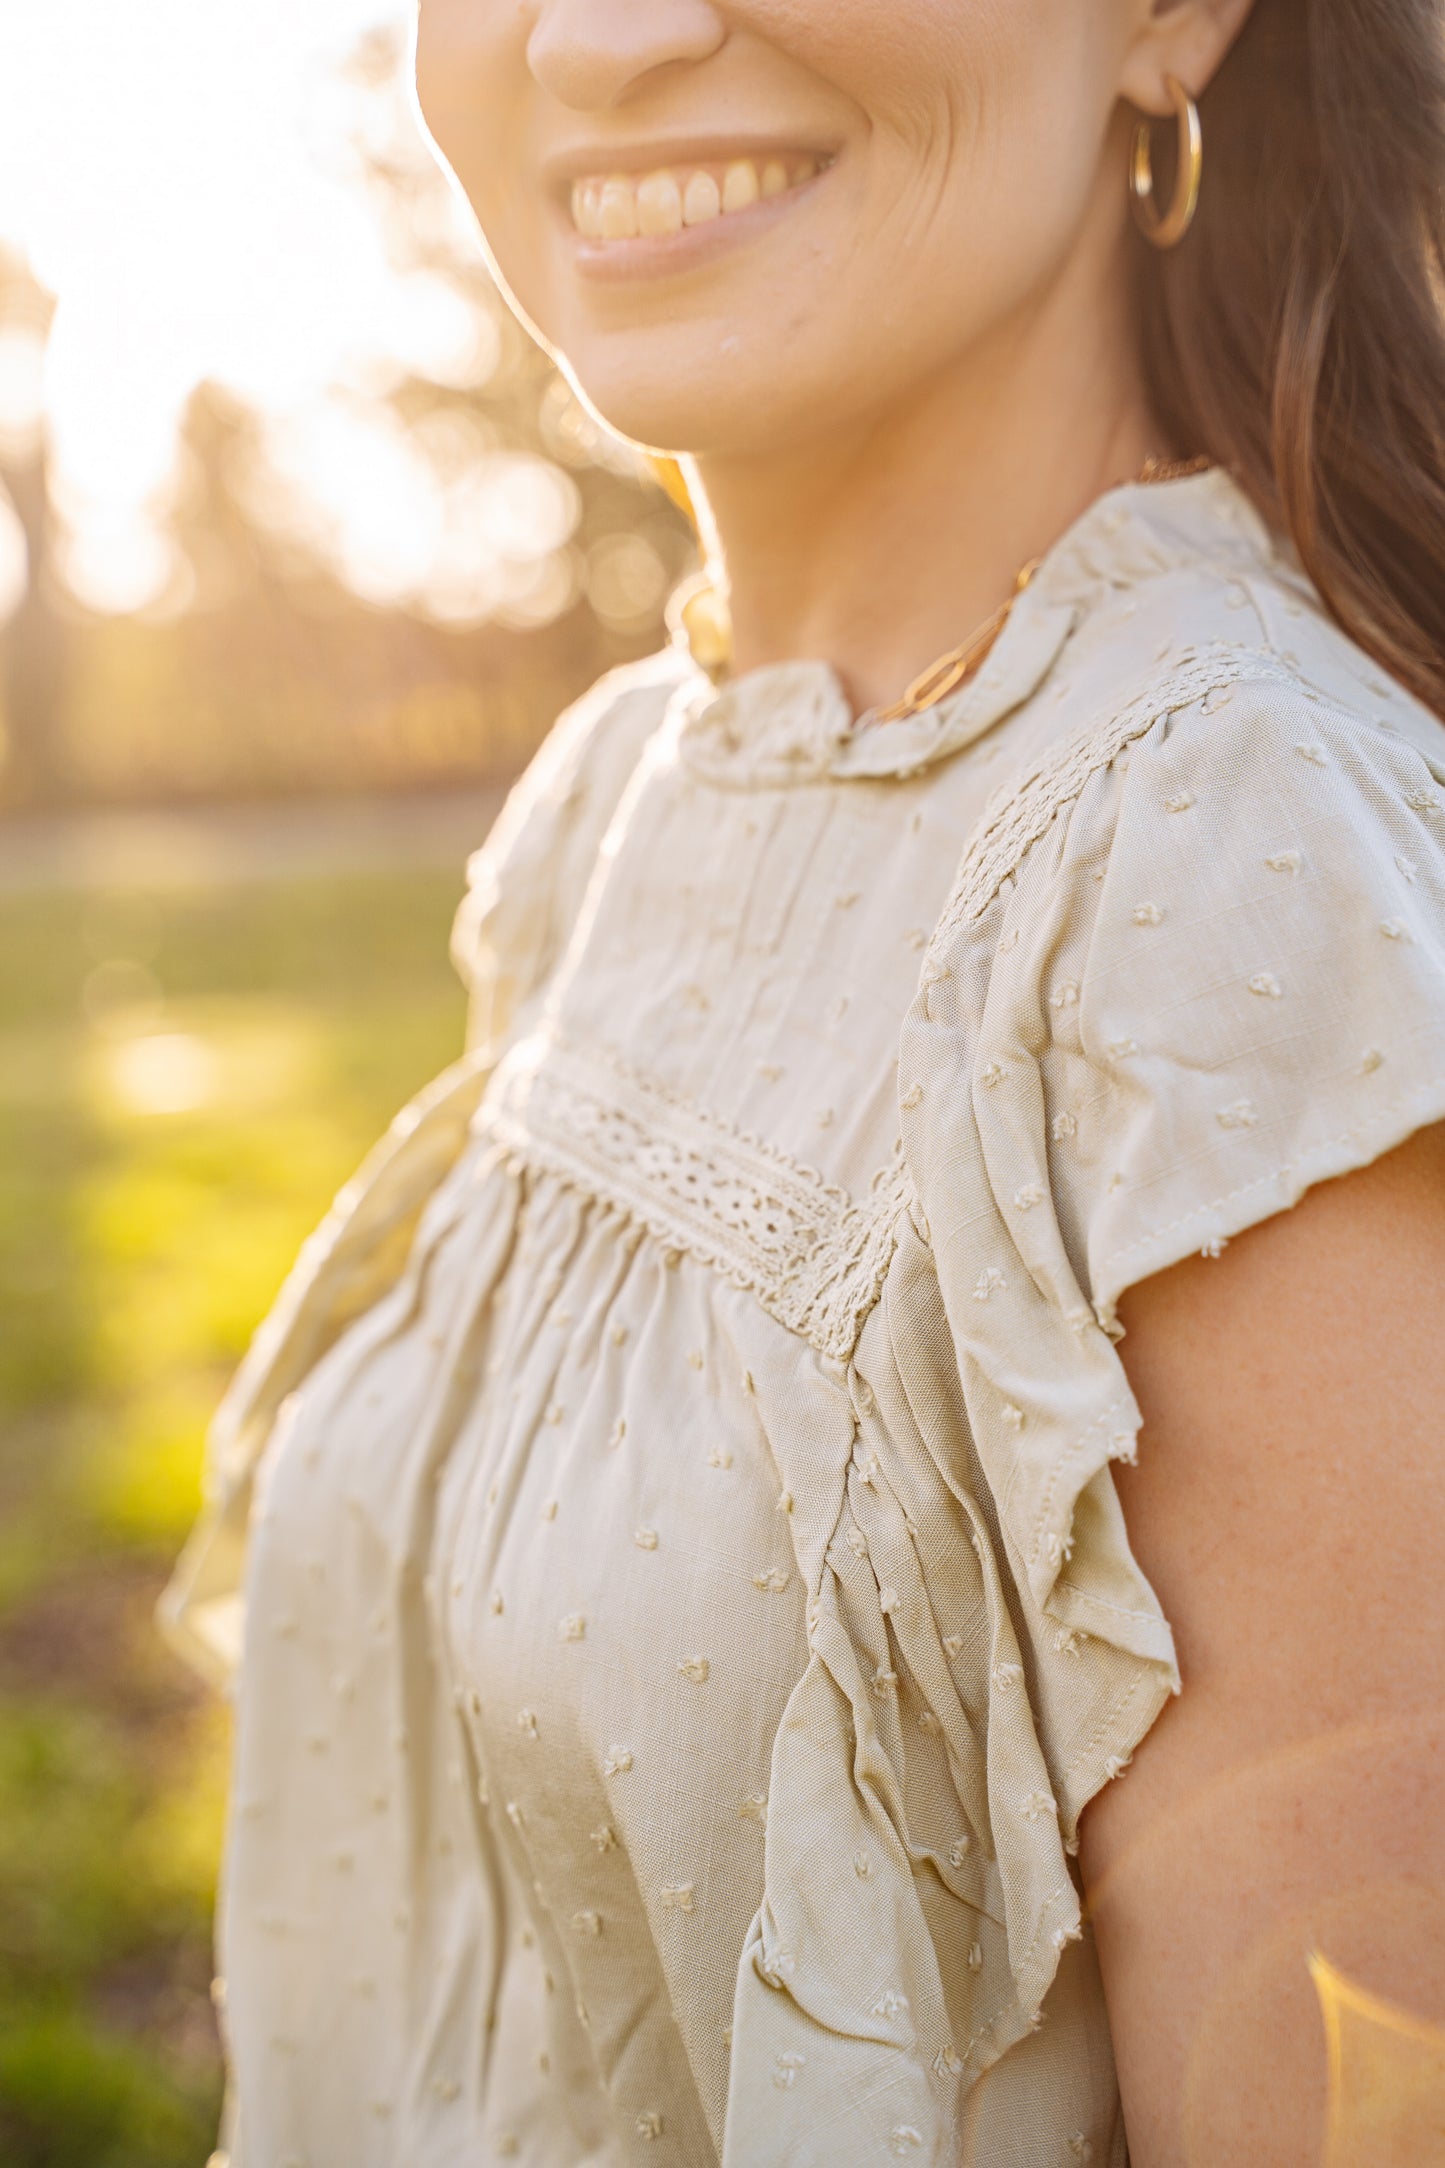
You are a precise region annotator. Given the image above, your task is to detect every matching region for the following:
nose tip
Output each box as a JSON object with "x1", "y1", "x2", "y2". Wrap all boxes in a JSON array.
[{"x1": 527, "y1": 0, "x2": 726, "y2": 112}]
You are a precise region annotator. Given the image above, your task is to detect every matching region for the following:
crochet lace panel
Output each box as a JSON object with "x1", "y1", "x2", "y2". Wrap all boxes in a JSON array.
[{"x1": 480, "y1": 1035, "x2": 913, "y2": 1363}]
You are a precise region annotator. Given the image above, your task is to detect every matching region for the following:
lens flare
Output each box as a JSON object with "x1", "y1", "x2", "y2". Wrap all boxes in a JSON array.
[{"x1": 1311, "y1": 1951, "x2": 1445, "y2": 2163}]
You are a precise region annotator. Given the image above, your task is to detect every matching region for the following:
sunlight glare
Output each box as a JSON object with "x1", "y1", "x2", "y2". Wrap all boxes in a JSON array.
[
  {"x1": 1311, "y1": 1951, "x2": 1445, "y2": 2163},
  {"x1": 0, "y1": 0, "x2": 537, "y2": 614}
]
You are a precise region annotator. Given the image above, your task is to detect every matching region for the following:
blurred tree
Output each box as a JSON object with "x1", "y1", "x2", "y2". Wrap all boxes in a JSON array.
[
  {"x1": 0, "y1": 29, "x2": 694, "y2": 814},
  {"x1": 0, "y1": 255, "x2": 64, "y2": 808}
]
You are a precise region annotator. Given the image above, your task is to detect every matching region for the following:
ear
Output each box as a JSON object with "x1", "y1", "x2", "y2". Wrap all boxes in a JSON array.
[{"x1": 1119, "y1": 0, "x2": 1257, "y2": 114}]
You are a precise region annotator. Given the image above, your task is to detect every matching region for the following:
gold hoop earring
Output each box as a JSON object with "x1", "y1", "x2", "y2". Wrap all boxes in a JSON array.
[{"x1": 1130, "y1": 75, "x2": 1202, "y2": 250}]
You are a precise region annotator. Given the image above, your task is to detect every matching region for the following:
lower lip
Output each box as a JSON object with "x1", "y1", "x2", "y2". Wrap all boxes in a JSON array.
[{"x1": 562, "y1": 165, "x2": 834, "y2": 284}]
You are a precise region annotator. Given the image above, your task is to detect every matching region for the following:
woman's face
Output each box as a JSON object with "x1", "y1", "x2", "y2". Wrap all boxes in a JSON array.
[{"x1": 414, "y1": 0, "x2": 1146, "y2": 460}]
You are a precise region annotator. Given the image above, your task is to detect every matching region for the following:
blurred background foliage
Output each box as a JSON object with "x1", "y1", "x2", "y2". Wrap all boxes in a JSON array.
[{"x1": 0, "y1": 5, "x2": 692, "y2": 2161}]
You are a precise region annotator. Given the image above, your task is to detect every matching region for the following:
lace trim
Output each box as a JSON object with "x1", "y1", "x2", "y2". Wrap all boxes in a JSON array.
[
  {"x1": 927, "y1": 645, "x2": 1304, "y2": 944},
  {"x1": 480, "y1": 1036, "x2": 912, "y2": 1362}
]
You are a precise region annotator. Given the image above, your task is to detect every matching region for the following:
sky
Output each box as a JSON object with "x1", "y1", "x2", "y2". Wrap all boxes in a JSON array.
[{"x1": 0, "y1": 0, "x2": 581, "y2": 621}]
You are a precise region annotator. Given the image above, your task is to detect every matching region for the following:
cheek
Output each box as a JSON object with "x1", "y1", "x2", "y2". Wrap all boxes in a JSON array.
[
  {"x1": 739, "y1": 0, "x2": 1105, "y2": 253},
  {"x1": 734, "y1": 0, "x2": 1042, "y2": 143},
  {"x1": 414, "y1": 1, "x2": 532, "y2": 241},
  {"x1": 864, "y1": 2, "x2": 1121, "y2": 325}
]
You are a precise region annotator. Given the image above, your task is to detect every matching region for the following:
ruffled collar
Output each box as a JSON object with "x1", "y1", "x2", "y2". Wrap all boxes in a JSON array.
[{"x1": 671, "y1": 465, "x2": 1282, "y2": 788}]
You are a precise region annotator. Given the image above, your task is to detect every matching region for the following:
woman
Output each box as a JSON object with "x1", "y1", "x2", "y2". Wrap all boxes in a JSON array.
[{"x1": 164, "y1": 1, "x2": 1445, "y2": 2162}]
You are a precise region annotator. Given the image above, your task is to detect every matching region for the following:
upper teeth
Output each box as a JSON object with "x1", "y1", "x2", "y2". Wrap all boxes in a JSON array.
[{"x1": 571, "y1": 157, "x2": 819, "y2": 240}]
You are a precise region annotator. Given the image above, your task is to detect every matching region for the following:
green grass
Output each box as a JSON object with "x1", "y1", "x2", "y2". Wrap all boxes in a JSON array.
[{"x1": 0, "y1": 859, "x2": 471, "y2": 2165}]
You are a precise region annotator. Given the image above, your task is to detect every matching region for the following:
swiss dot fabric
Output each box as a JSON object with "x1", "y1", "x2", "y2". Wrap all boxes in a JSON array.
[{"x1": 163, "y1": 469, "x2": 1445, "y2": 2168}]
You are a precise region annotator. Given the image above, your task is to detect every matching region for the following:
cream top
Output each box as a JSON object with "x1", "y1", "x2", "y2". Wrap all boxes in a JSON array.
[{"x1": 164, "y1": 467, "x2": 1445, "y2": 2168}]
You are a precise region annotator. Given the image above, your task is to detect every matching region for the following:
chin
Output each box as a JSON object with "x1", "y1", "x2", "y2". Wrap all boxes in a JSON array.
[
  {"x1": 562, "y1": 357, "x2": 788, "y2": 462},
  {"x1": 551, "y1": 300, "x2": 877, "y2": 465}
]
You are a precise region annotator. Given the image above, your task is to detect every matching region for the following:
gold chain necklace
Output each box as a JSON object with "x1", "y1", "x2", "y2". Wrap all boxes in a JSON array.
[{"x1": 676, "y1": 454, "x2": 1212, "y2": 722}]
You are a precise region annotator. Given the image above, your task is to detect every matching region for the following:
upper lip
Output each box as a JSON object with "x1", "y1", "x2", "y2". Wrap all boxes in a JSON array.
[{"x1": 540, "y1": 136, "x2": 838, "y2": 189}]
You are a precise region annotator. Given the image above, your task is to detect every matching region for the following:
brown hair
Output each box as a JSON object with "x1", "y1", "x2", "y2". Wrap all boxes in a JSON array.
[{"x1": 1138, "y1": 0, "x2": 1445, "y2": 719}]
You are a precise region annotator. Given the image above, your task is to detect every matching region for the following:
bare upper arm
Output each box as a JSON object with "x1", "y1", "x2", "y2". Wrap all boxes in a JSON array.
[{"x1": 1079, "y1": 1121, "x2": 1445, "y2": 2165}]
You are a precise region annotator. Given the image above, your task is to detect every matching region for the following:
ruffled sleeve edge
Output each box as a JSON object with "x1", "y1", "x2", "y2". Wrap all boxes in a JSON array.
[
  {"x1": 901, "y1": 649, "x2": 1322, "y2": 1857},
  {"x1": 1091, "y1": 1065, "x2": 1445, "y2": 1334},
  {"x1": 909, "y1": 643, "x2": 1445, "y2": 1869}
]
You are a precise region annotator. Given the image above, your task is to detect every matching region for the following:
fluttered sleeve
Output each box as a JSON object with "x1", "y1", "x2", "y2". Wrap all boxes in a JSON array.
[
  {"x1": 160, "y1": 657, "x2": 682, "y2": 1686},
  {"x1": 897, "y1": 653, "x2": 1445, "y2": 2023}
]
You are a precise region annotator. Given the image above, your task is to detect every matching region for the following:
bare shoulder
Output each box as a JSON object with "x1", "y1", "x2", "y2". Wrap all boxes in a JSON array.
[{"x1": 1081, "y1": 1122, "x2": 1445, "y2": 2165}]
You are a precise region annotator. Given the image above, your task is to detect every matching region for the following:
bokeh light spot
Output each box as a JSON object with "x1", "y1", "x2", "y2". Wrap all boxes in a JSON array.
[
  {"x1": 0, "y1": 324, "x2": 47, "y2": 462},
  {"x1": 0, "y1": 485, "x2": 28, "y2": 620},
  {"x1": 109, "y1": 1031, "x2": 217, "y2": 1116},
  {"x1": 587, "y1": 532, "x2": 669, "y2": 632}
]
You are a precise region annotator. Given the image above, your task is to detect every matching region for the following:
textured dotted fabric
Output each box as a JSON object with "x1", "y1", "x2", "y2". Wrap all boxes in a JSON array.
[{"x1": 163, "y1": 469, "x2": 1445, "y2": 2168}]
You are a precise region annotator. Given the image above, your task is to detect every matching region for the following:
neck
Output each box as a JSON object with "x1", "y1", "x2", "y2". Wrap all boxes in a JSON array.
[{"x1": 688, "y1": 228, "x2": 1166, "y2": 717}]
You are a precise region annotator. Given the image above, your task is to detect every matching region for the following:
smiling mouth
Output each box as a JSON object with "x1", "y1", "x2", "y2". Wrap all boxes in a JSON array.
[{"x1": 569, "y1": 154, "x2": 829, "y2": 241}]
